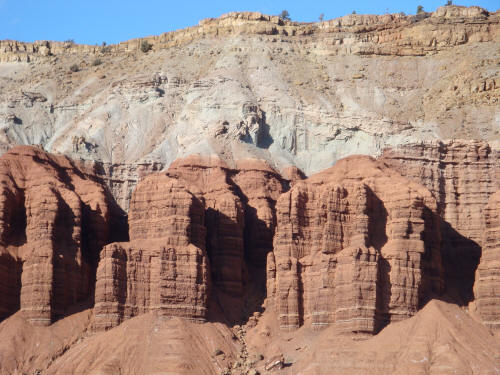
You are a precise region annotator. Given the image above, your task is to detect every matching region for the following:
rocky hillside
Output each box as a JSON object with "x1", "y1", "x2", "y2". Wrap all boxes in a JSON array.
[
  {"x1": 0, "y1": 5, "x2": 500, "y2": 375},
  {"x1": 0, "y1": 141, "x2": 498, "y2": 374},
  {"x1": 0, "y1": 6, "x2": 499, "y2": 180}
]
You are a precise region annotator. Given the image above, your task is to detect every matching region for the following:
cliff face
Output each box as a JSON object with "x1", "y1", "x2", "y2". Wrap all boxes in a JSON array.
[
  {"x1": 0, "y1": 143, "x2": 498, "y2": 373},
  {"x1": 0, "y1": 146, "x2": 112, "y2": 325},
  {"x1": 267, "y1": 156, "x2": 442, "y2": 333},
  {"x1": 1, "y1": 6, "x2": 497, "y2": 62},
  {"x1": 94, "y1": 174, "x2": 209, "y2": 330},
  {"x1": 474, "y1": 191, "x2": 500, "y2": 331},
  {"x1": 381, "y1": 140, "x2": 500, "y2": 302},
  {"x1": 0, "y1": 6, "x2": 498, "y2": 177}
]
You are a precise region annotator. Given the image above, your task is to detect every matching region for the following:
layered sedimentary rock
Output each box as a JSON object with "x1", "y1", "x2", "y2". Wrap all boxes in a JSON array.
[
  {"x1": 267, "y1": 156, "x2": 443, "y2": 333},
  {"x1": 1, "y1": 6, "x2": 497, "y2": 63},
  {"x1": 381, "y1": 140, "x2": 500, "y2": 302},
  {"x1": 84, "y1": 160, "x2": 165, "y2": 211},
  {"x1": 0, "y1": 146, "x2": 112, "y2": 325},
  {"x1": 233, "y1": 159, "x2": 286, "y2": 266},
  {"x1": 474, "y1": 191, "x2": 500, "y2": 331},
  {"x1": 166, "y1": 155, "x2": 245, "y2": 296},
  {"x1": 94, "y1": 174, "x2": 209, "y2": 330}
]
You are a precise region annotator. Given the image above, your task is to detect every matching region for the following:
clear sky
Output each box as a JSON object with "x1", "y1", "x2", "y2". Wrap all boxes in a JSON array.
[{"x1": 1, "y1": 0, "x2": 498, "y2": 45}]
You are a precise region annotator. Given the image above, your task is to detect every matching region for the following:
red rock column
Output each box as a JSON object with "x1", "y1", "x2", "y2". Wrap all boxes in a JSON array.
[{"x1": 474, "y1": 191, "x2": 500, "y2": 331}]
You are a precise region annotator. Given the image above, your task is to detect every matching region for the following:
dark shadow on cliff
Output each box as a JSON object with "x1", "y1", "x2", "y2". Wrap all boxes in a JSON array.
[
  {"x1": 51, "y1": 173, "x2": 128, "y2": 323},
  {"x1": 256, "y1": 110, "x2": 273, "y2": 149},
  {"x1": 366, "y1": 187, "x2": 390, "y2": 334},
  {"x1": 440, "y1": 220, "x2": 481, "y2": 306},
  {"x1": 205, "y1": 172, "x2": 285, "y2": 326}
]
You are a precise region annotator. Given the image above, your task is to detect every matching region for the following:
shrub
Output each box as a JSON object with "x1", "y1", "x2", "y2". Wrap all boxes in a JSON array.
[
  {"x1": 69, "y1": 64, "x2": 79, "y2": 72},
  {"x1": 91, "y1": 58, "x2": 102, "y2": 66},
  {"x1": 279, "y1": 10, "x2": 290, "y2": 21},
  {"x1": 140, "y1": 40, "x2": 152, "y2": 53},
  {"x1": 445, "y1": 0, "x2": 452, "y2": 5},
  {"x1": 352, "y1": 10, "x2": 357, "y2": 14},
  {"x1": 65, "y1": 39, "x2": 75, "y2": 44},
  {"x1": 417, "y1": 5, "x2": 424, "y2": 13},
  {"x1": 319, "y1": 13, "x2": 324, "y2": 22}
]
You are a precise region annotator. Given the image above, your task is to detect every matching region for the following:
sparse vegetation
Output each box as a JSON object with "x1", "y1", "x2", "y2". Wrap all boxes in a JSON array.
[
  {"x1": 101, "y1": 44, "x2": 112, "y2": 53},
  {"x1": 69, "y1": 64, "x2": 80, "y2": 72},
  {"x1": 64, "y1": 39, "x2": 75, "y2": 44},
  {"x1": 91, "y1": 58, "x2": 102, "y2": 66},
  {"x1": 279, "y1": 10, "x2": 290, "y2": 21},
  {"x1": 352, "y1": 10, "x2": 357, "y2": 14},
  {"x1": 319, "y1": 13, "x2": 324, "y2": 22},
  {"x1": 140, "y1": 40, "x2": 152, "y2": 53},
  {"x1": 445, "y1": 0, "x2": 452, "y2": 5},
  {"x1": 417, "y1": 5, "x2": 424, "y2": 14}
]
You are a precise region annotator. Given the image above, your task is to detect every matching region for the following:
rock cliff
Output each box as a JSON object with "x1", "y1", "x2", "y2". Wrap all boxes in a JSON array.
[
  {"x1": 267, "y1": 155, "x2": 443, "y2": 333},
  {"x1": 0, "y1": 6, "x2": 499, "y2": 372},
  {"x1": 0, "y1": 145, "x2": 112, "y2": 325},
  {"x1": 0, "y1": 6, "x2": 498, "y2": 176},
  {"x1": 94, "y1": 174, "x2": 209, "y2": 330},
  {"x1": 474, "y1": 190, "x2": 500, "y2": 331},
  {"x1": 381, "y1": 140, "x2": 500, "y2": 302}
]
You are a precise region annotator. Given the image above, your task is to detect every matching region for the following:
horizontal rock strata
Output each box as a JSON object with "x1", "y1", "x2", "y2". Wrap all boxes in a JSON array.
[
  {"x1": 381, "y1": 140, "x2": 500, "y2": 302},
  {"x1": 474, "y1": 191, "x2": 500, "y2": 331},
  {"x1": 267, "y1": 156, "x2": 443, "y2": 333},
  {"x1": 0, "y1": 146, "x2": 112, "y2": 325},
  {"x1": 94, "y1": 174, "x2": 209, "y2": 330},
  {"x1": 1, "y1": 6, "x2": 497, "y2": 62}
]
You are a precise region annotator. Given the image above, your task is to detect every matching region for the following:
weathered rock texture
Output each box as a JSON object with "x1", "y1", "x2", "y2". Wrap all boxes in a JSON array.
[
  {"x1": 1, "y1": 6, "x2": 497, "y2": 62},
  {"x1": 0, "y1": 7, "x2": 498, "y2": 177},
  {"x1": 166, "y1": 156, "x2": 286, "y2": 295},
  {"x1": 94, "y1": 174, "x2": 209, "y2": 330},
  {"x1": 84, "y1": 160, "x2": 165, "y2": 211},
  {"x1": 474, "y1": 191, "x2": 500, "y2": 331},
  {"x1": 381, "y1": 140, "x2": 500, "y2": 302},
  {"x1": 267, "y1": 156, "x2": 443, "y2": 333},
  {"x1": 94, "y1": 155, "x2": 287, "y2": 329},
  {"x1": 166, "y1": 156, "x2": 246, "y2": 296},
  {"x1": 0, "y1": 145, "x2": 112, "y2": 325},
  {"x1": 233, "y1": 159, "x2": 285, "y2": 267}
]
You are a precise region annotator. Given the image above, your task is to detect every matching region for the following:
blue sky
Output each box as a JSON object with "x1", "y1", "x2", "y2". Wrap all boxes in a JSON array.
[{"x1": 1, "y1": 0, "x2": 498, "y2": 45}]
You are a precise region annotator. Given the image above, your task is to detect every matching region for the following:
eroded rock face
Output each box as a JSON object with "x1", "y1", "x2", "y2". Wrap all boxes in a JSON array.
[
  {"x1": 0, "y1": 146, "x2": 112, "y2": 325},
  {"x1": 474, "y1": 191, "x2": 500, "y2": 331},
  {"x1": 166, "y1": 156, "x2": 245, "y2": 296},
  {"x1": 233, "y1": 159, "x2": 286, "y2": 267},
  {"x1": 381, "y1": 140, "x2": 500, "y2": 302},
  {"x1": 94, "y1": 174, "x2": 209, "y2": 330},
  {"x1": 267, "y1": 156, "x2": 443, "y2": 333}
]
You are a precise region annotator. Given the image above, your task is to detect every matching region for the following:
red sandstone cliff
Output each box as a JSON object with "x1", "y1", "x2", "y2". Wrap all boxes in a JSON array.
[
  {"x1": 381, "y1": 140, "x2": 500, "y2": 303},
  {"x1": 267, "y1": 156, "x2": 443, "y2": 333},
  {"x1": 0, "y1": 146, "x2": 112, "y2": 325},
  {"x1": 0, "y1": 144, "x2": 499, "y2": 374},
  {"x1": 93, "y1": 174, "x2": 209, "y2": 330}
]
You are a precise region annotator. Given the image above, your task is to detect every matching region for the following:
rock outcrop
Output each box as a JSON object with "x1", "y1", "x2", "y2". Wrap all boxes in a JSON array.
[
  {"x1": 94, "y1": 174, "x2": 209, "y2": 330},
  {"x1": 166, "y1": 156, "x2": 246, "y2": 296},
  {"x1": 381, "y1": 140, "x2": 500, "y2": 302},
  {"x1": 233, "y1": 159, "x2": 286, "y2": 267},
  {"x1": 0, "y1": 146, "x2": 112, "y2": 325},
  {"x1": 1, "y1": 6, "x2": 497, "y2": 63},
  {"x1": 0, "y1": 7, "x2": 498, "y2": 179},
  {"x1": 474, "y1": 191, "x2": 500, "y2": 331},
  {"x1": 267, "y1": 156, "x2": 443, "y2": 333}
]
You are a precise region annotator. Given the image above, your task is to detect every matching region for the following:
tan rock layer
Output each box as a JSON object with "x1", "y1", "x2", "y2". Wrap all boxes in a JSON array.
[{"x1": 1, "y1": 6, "x2": 497, "y2": 62}]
